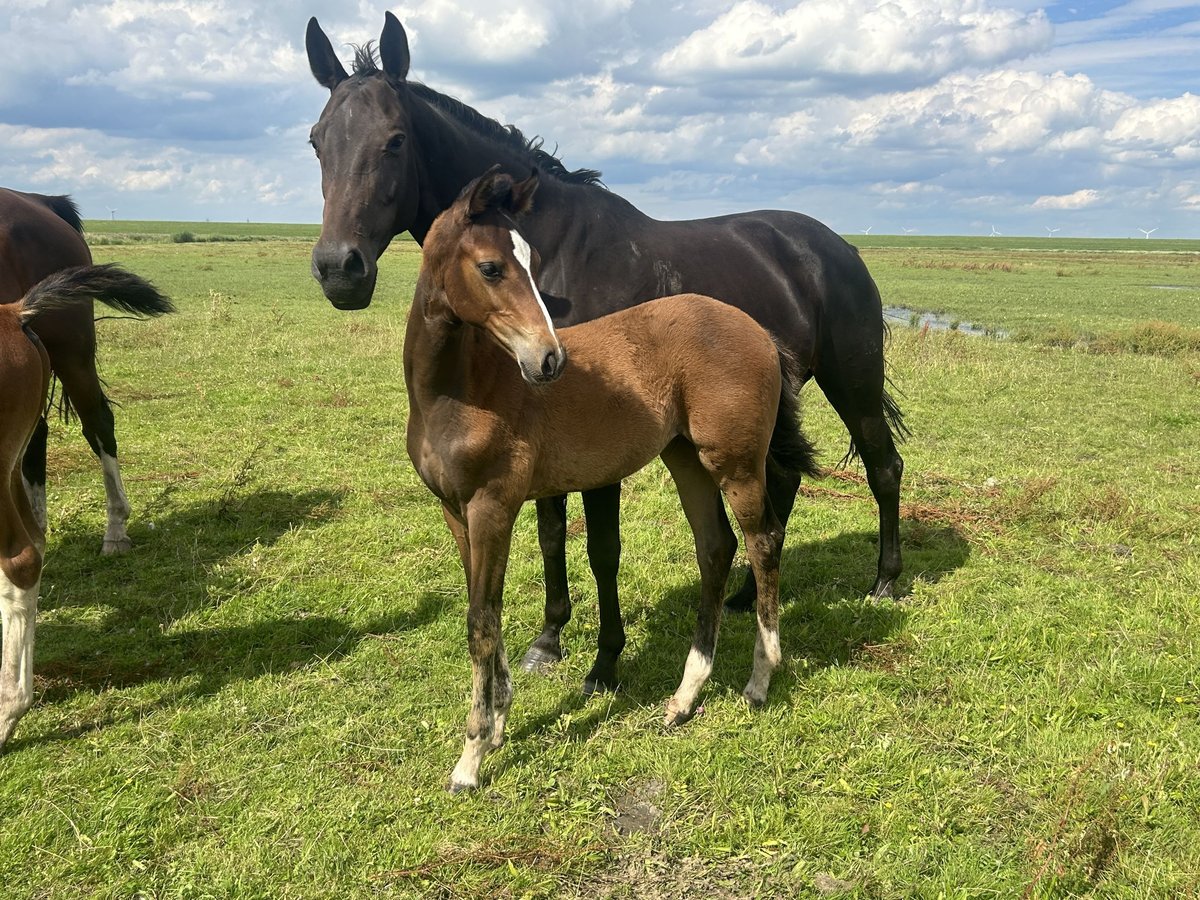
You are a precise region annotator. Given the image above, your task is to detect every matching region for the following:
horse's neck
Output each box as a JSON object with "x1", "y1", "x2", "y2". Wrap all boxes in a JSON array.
[
  {"x1": 406, "y1": 101, "x2": 532, "y2": 245},
  {"x1": 404, "y1": 284, "x2": 505, "y2": 415}
]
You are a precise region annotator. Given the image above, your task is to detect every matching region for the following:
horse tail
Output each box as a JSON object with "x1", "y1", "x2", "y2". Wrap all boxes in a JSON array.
[
  {"x1": 19, "y1": 264, "x2": 174, "y2": 324},
  {"x1": 768, "y1": 342, "x2": 821, "y2": 481},
  {"x1": 41, "y1": 194, "x2": 86, "y2": 236}
]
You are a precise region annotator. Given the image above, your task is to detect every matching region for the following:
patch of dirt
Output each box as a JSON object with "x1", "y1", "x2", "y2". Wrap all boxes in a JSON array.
[{"x1": 610, "y1": 778, "x2": 664, "y2": 836}]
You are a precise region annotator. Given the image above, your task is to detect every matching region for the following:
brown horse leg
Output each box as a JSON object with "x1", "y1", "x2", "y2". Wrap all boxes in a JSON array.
[
  {"x1": 720, "y1": 475, "x2": 785, "y2": 707},
  {"x1": 521, "y1": 494, "x2": 570, "y2": 672},
  {"x1": 52, "y1": 357, "x2": 133, "y2": 555},
  {"x1": 581, "y1": 482, "x2": 623, "y2": 695},
  {"x1": 448, "y1": 497, "x2": 517, "y2": 793},
  {"x1": 1, "y1": 471, "x2": 43, "y2": 750},
  {"x1": 724, "y1": 457, "x2": 801, "y2": 613},
  {"x1": 20, "y1": 417, "x2": 49, "y2": 533},
  {"x1": 660, "y1": 440, "x2": 736, "y2": 727}
]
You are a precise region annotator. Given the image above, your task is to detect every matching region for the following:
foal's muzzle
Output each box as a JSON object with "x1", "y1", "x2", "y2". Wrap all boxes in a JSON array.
[{"x1": 518, "y1": 344, "x2": 567, "y2": 385}]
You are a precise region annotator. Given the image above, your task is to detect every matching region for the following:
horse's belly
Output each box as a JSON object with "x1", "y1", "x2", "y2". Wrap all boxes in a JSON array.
[{"x1": 528, "y1": 420, "x2": 672, "y2": 499}]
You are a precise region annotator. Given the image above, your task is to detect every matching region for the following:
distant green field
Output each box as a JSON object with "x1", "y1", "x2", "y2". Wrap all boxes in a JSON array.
[
  {"x1": 2, "y1": 229, "x2": 1198, "y2": 898},
  {"x1": 82, "y1": 219, "x2": 326, "y2": 244}
]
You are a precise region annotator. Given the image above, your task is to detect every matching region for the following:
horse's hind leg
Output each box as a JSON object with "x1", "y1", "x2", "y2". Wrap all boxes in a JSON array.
[
  {"x1": 20, "y1": 417, "x2": 48, "y2": 533},
  {"x1": 660, "y1": 440, "x2": 736, "y2": 726},
  {"x1": 818, "y1": 374, "x2": 904, "y2": 598},
  {"x1": 54, "y1": 359, "x2": 133, "y2": 555}
]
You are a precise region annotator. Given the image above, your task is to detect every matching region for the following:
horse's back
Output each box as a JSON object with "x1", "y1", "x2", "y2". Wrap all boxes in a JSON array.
[{"x1": 0, "y1": 188, "x2": 92, "y2": 303}]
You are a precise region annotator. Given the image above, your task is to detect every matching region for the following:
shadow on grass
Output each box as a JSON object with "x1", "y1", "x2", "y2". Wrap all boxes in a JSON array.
[
  {"x1": 12, "y1": 488, "x2": 455, "y2": 751},
  {"x1": 504, "y1": 521, "x2": 970, "y2": 751}
]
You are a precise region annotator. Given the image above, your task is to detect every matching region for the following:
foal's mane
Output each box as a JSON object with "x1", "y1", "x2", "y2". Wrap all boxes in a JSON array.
[{"x1": 351, "y1": 43, "x2": 606, "y2": 188}]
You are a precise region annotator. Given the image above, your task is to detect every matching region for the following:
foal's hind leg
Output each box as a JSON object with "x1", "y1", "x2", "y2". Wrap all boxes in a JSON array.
[
  {"x1": 724, "y1": 457, "x2": 801, "y2": 613},
  {"x1": 1, "y1": 477, "x2": 43, "y2": 750},
  {"x1": 660, "y1": 440, "x2": 736, "y2": 726},
  {"x1": 719, "y1": 475, "x2": 785, "y2": 707}
]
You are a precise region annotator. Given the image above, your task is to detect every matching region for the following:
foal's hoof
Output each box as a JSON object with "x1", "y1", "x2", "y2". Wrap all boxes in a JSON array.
[
  {"x1": 520, "y1": 645, "x2": 562, "y2": 673},
  {"x1": 446, "y1": 778, "x2": 478, "y2": 795},
  {"x1": 101, "y1": 537, "x2": 133, "y2": 556},
  {"x1": 664, "y1": 699, "x2": 698, "y2": 728},
  {"x1": 742, "y1": 687, "x2": 767, "y2": 709}
]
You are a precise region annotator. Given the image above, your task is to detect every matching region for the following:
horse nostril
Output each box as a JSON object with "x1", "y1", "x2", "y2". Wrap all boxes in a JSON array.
[
  {"x1": 541, "y1": 351, "x2": 557, "y2": 378},
  {"x1": 343, "y1": 248, "x2": 366, "y2": 278}
]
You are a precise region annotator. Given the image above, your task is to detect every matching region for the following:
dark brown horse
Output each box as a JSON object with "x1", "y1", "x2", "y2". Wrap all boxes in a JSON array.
[
  {"x1": 307, "y1": 14, "x2": 908, "y2": 694},
  {"x1": 409, "y1": 170, "x2": 818, "y2": 791},
  {"x1": 0, "y1": 265, "x2": 168, "y2": 749},
  {"x1": 0, "y1": 189, "x2": 173, "y2": 555}
]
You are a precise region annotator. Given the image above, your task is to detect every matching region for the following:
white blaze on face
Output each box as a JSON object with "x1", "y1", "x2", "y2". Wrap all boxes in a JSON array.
[{"x1": 509, "y1": 230, "x2": 558, "y2": 341}]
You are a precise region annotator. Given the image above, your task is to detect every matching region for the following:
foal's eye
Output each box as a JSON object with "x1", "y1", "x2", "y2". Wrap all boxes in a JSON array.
[
  {"x1": 385, "y1": 134, "x2": 406, "y2": 154},
  {"x1": 478, "y1": 262, "x2": 502, "y2": 280}
]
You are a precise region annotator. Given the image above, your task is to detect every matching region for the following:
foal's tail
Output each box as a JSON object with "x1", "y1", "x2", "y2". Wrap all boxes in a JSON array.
[
  {"x1": 18, "y1": 264, "x2": 175, "y2": 325},
  {"x1": 768, "y1": 343, "x2": 821, "y2": 481}
]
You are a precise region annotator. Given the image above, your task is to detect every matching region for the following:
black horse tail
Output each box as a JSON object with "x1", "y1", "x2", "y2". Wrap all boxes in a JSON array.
[
  {"x1": 768, "y1": 343, "x2": 821, "y2": 481},
  {"x1": 19, "y1": 264, "x2": 174, "y2": 324}
]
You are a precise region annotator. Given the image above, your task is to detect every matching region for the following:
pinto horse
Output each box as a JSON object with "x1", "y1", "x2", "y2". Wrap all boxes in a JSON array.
[
  {"x1": 307, "y1": 14, "x2": 908, "y2": 694},
  {"x1": 409, "y1": 169, "x2": 819, "y2": 791},
  {"x1": 0, "y1": 265, "x2": 168, "y2": 749},
  {"x1": 0, "y1": 188, "x2": 174, "y2": 555}
]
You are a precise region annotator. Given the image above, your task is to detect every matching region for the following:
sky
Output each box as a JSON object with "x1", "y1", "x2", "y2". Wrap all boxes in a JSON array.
[{"x1": 1, "y1": 0, "x2": 1198, "y2": 237}]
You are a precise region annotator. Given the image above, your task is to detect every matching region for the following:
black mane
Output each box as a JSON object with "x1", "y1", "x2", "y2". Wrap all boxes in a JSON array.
[
  {"x1": 40, "y1": 194, "x2": 85, "y2": 235},
  {"x1": 350, "y1": 43, "x2": 605, "y2": 188}
]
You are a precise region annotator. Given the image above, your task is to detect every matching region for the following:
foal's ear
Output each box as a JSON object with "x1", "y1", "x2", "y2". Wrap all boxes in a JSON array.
[
  {"x1": 306, "y1": 17, "x2": 348, "y2": 90},
  {"x1": 466, "y1": 165, "x2": 511, "y2": 217},
  {"x1": 380, "y1": 11, "x2": 411, "y2": 82},
  {"x1": 509, "y1": 170, "x2": 540, "y2": 218}
]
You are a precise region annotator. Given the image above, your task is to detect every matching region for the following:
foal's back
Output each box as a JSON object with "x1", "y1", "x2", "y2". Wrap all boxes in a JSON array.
[{"x1": 523, "y1": 293, "x2": 782, "y2": 497}]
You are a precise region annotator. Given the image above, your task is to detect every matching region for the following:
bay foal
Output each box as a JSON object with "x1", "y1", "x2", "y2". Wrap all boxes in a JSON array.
[
  {"x1": 0, "y1": 265, "x2": 170, "y2": 749},
  {"x1": 405, "y1": 170, "x2": 819, "y2": 791}
]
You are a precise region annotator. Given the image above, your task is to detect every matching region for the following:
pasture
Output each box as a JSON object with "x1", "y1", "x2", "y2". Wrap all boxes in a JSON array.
[{"x1": 1, "y1": 227, "x2": 1197, "y2": 898}]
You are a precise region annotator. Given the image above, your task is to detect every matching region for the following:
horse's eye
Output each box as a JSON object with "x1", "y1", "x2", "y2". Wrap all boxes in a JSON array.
[
  {"x1": 309, "y1": 138, "x2": 320, "y2": 158},
  {"x1": 478, "y1": 262, "x2": 501, "y2": 280},
  {"x1": 385, "y1": 134, "x2": 406, "y2": 154}
]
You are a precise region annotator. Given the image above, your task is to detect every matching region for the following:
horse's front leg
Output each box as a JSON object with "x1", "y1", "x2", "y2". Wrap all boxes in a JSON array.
[
  {"x1": 581, "y1": 483, "x2": 624, "y2": 695},
  {"x1": 521, "y1": 494, "x2": 571, "y2": 672},
  {"x1": 448, "y1": 499, "x2": 517, "y2": 794}
]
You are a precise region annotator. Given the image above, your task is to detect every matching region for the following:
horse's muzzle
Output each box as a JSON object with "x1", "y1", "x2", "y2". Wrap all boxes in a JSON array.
[{"x1": 312, "y1": 242, "x2": 376, "y2": 310}]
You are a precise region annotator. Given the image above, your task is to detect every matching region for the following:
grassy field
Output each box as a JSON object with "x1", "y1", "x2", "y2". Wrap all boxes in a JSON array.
[{"x1": 1, "y1": 226, "x2": 1198, "y2": 898}]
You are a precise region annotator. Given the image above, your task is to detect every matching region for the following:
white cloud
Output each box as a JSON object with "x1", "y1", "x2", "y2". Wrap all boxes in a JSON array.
[
  {"x1": 1033, "y1": 188, "x2": 1103, "y2": 209},
  {"x1": 654, "y1": 0, "x2": 1052, "y2": 90}
]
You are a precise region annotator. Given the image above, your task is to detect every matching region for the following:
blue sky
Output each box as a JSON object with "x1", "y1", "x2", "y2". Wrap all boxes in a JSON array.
[{"x1": 1, "y1": 1, "x2": 1197, "y2": 237}]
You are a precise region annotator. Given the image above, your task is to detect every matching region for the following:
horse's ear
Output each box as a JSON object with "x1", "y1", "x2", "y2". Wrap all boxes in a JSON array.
[
  {"x1": 509, "y1": 170, "x2": 540, "y2": 218},
  {"x1": 380, "y1": 11, "x2": 411, "y2": 82},
  {"x1": 306, "y1": 17, "x2": 348, "y2": 90},
  {"x1": 466, "y1": 165, "x2": 511, "y2": 217}
]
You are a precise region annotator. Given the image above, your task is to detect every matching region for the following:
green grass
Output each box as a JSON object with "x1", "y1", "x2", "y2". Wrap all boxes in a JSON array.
[{"x1": 1, "y1": 227, "x2": 1198, "y2": 898}]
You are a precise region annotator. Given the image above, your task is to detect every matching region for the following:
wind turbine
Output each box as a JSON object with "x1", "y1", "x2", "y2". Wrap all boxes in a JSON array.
[
  {"x1": 989, "y1": 225, "x2": 1001, "y2": 237},
  {"x1": 902, "y1": 226, "x2": 917, "y2": 234},
  {"x1": 1138, "y1": 227, "x2": 1157, "y2": 239},
  {"x1": 1045, "y1": 226, "x2": 1060, "y2": 238},
  {"x1": 106, "y1": 206, "x2": 117, "y2": 221},
  {"x1": 860, "y1": 226, "x2": 872, "y2": 235}
]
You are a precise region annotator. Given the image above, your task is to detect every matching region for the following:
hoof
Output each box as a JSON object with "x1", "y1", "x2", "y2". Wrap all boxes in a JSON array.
[
  {"x1": 520, "y1": 645, "x2": 562, "y2": 673},
  {"x1": 582, "y1": 676, "x2": 618, "y2": 697},
  {"x1": 664, "y1": 699, "x2": 697, "y2": 728},
  {"x1": 870, "y1": 576, "x2": 896, "y2": 600},
  {"x1": 101, "y1": 538, "x2": 132, "y2": 556},
  {"x1": 446, "y1": 779, "x2": 478, "y2": 795},
  {"x1": 742, "y1": 687, "x2": 766, "y2": 709}
]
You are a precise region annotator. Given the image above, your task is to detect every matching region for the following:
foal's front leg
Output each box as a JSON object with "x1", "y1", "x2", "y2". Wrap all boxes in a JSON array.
[{"x1": 448, "y1": 500, "x2": 517, "y2": 794}]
